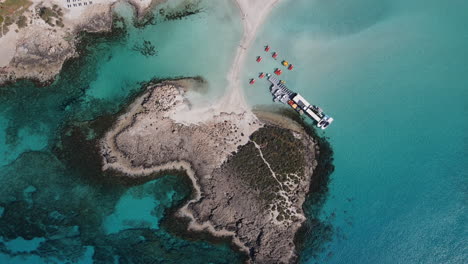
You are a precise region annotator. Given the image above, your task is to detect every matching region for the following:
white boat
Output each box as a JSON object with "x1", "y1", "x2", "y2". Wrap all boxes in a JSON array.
[{"x1": 267, "y1": 76, "x2": 334, "y2": 129}]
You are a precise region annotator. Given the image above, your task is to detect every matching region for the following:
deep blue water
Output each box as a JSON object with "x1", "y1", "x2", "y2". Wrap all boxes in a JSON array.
[
  {"x1": 1, "y1": 0, "x2": 467, "y2": 263},
  {"x1": 245, "y1": 0, "x2": 467, "y2": 263}
]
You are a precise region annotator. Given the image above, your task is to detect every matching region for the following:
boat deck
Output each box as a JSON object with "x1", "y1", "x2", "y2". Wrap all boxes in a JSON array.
[
  {"x1": 267, "y1": 75, "x2": 334, "y2": 129},
  {"x1": 267, "y1": 76, "x2": 296, "y2": 104}
]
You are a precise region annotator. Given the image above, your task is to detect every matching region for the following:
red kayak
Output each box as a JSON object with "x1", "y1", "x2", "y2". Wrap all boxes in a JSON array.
[
  {"x1": 272, "y1": 52, "x2": 278, "y2": 59},
  {"x1": 288, "y1": 64, "x2": 294, "y2": 70},
  {"x1": 274, "y1": 69, "x2": 282, "y2": 75},
  {"x1": 249, "y1": 78, "x2": 256, "y2": 85},
  {"x1": 256, "y1": 56, "x2": 262, "y2": 62},
  {"x1": 259, "y1": 72, "x2": 265, "y2": 79},
  {"x1": 265, "y1": 45, "x2": 270, "y2": 52}
]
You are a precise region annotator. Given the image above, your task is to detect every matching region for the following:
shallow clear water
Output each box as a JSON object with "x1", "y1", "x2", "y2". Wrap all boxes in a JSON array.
[
  {"x1": 1, "y1": 0, "x2": 466, "y2": 263},
  {"x1": 0, "y1": 1, "x2": 245, "y2": 262},
  {"x1": 87, "y1": 0, "x2": 241, "y2": 103},
  {"x1": 245, "y1": 0, "x2": 467, "y2": 263}
]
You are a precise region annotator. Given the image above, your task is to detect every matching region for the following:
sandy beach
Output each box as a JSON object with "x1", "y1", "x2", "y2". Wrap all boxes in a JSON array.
[
  {"x1": 222, "y1": 0, "x2": 279, "y2": 112},
  {"x1": 99, "y1": 79, "x2": 316, "y2": 263},
  {"x1": 169, "y1": 0, "x2": 280, "y2": 124},
  {"x1": 0, "y1": 28, "x2": 18, "y2": 67},
  {"x1": 100, "y1": 80, "x2": 264, "y2": 254},
  {"x1": 99, "y1": 2, "x2": 286, "y2": 258}
]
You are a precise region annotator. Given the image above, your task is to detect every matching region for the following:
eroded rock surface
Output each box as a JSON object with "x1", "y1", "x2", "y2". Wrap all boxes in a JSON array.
[
  {"x1": 0, "y1": 0, "x2": 157, "y2": 85},
  {"x1": 3, "y1": 25, "x2": 77, "y2": 84},
  {"x1": 189, "y1": 125, "x2": 317, "y2": 263},
  {"x1": 100, "y1": 80, "x2": 319, "y2": 263}
]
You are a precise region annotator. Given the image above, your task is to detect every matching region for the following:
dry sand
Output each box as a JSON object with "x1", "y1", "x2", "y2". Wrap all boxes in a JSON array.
[
  {"x1": 1, "y1": 0, "x2": 279, "y2": 96},
  {"x1": 97, "y1": 1, "x2": 305, "y2": 259},
  {"x1": 169, "y1": 0, "x2": 280, "y2": 124},
  {"x1": 222, "y1": 0, "x2": 280, "y2": 111},
  {"x1": 100, "y1": 81, "x2": 263, "y2": 254},
  {"x1": 0, "y1": 28, "x2": 19, "y2": 67}
]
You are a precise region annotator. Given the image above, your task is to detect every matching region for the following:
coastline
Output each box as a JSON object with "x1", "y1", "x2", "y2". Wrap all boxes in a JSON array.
[
  {"x1": 1, "y1": 0, "x2": 335, "y2": 262},
  {"x1": 0, "y1": 0, "x2": 280, "y2": 99},
  {"x1": 99, "y1": 79, "x2": 261, "y2": 255},
  {"x1": 0, "y1": 0, "x2": 163, "y2": 87},
  {"x1": 53, "y1": 77, "x2": 252, "y2": 260},
  {"x1": 168, "y1": 0, "x2": 280, "y2": 124},
  {"x1": 259, "y1": 107, "x2": 336, "y2": 262},
  {"x1": 97, "y1": 77, "x2": 325, "y2": 263},
  {"x1": 222, "y1": 0, "x2": 280, "y2": 112},
  {"x1": 53, "y1": 76, "x2": 334, "y2": 263}
]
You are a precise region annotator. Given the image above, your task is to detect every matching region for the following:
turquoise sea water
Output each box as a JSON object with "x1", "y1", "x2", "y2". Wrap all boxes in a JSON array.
[
  {"x1": 0, "y1": 0, "x2": 466, "y2": 263},
  {"x1": 245, "y1": 0, "x2": 467, "y2": 263},
  {"x1": 0, "y1": 1, "x2": 245, "y2": 263}
]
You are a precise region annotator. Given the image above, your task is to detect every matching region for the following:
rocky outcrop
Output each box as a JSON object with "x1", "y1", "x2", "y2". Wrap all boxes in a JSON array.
[
  {"x1": 0, "y1": 25, "x2": 76, "y2": 85},
  {"x1": 189, "y1": 125, "x2": 317, "y2": 263},
  {"x1": 99, "y1": 79, "x2": 320, "y2": 263},
  {"x1": 74, "y1": 9, "x2": 114, "y2": 33},
  {"x1": 0, "y1": 0, "x2": 158, "y2": 86}
]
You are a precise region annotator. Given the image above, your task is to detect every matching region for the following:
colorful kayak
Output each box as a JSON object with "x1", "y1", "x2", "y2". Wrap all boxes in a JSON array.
[
  {"x1": 256, "y1": 56, "x2": 262, "y2": 62},
  {"x1": 265, "y1": 45, "x2": 270, "y2": 52},
  {"x1": 282, "y1": 60, "x2": 289, "y2": 66},
  {"x1": 259, "y1": 72, "x2": 265, "y2": 79},
  {"x1": 274, "y1": 68, "x2": 282, "y2": 75},
  {"x1": 249, "y1": 78, "x2": 256, "y2": 84},
  {"x1": 272, "y1": 52, "x2": 278, "y2": 59},
  {"x1": 288, "y1": 64, "x2": 294, "y2": 70}
]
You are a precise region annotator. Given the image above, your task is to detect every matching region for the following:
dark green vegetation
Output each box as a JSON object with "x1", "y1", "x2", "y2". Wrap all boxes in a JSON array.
[
  {"x1": 222, "y1": 125, "x2": 309, "y2": 222},
  {"x1": 0, "y1": 3, "x2": 336, "y2": 261},
  {"x1": 250, "y1": 126, "x2": 305, "y2": 182},
  {"x1": 229, "y1": 126, "x2": 306, "y2": 198},
  {"x1": 225, "y1": 140, "x2": 273, "y2": 198},
  {"x1": 38, "y1": 5, "x2": 64, "y2": 27},
  {"x1": 0, "y1": 13, "x2": 244, "y2": 262},
  {"x1": 0, "y1": 0, "x2": 32, "y2": 35},
  {"x1": 277, "y1": 108, "x2": 334, "y2": 205},
  {"x1": 16, "y1": 15, "x2": 27, "y2": 28},
  {"x1": 281, "y1": 111, "x2": 336, "y2": 263}
]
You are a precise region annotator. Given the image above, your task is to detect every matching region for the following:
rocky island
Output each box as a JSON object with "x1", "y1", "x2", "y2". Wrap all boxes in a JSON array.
[
  {"x1": 0, "y1": 0, "x2": 334, "y2": 262},
  {"x1": 99, "y1": 78, "x2": 324, "y2": 263}
]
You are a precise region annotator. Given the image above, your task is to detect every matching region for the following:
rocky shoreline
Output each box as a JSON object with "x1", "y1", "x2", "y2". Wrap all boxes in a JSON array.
[
  {"x1": 0, "y1": 1, "x2": 335, "y2": 262},
  {"x1": 98, "y1": 78, "x2": 324, "y2": 263},
  {"x1": 0, "y1": 0, "x2": 192, "y2": 86}
]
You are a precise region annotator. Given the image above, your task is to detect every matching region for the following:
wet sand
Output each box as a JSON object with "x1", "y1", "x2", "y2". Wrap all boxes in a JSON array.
[{"x1": 169, "y1": 0, "x2": 280, "y2": 124}]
